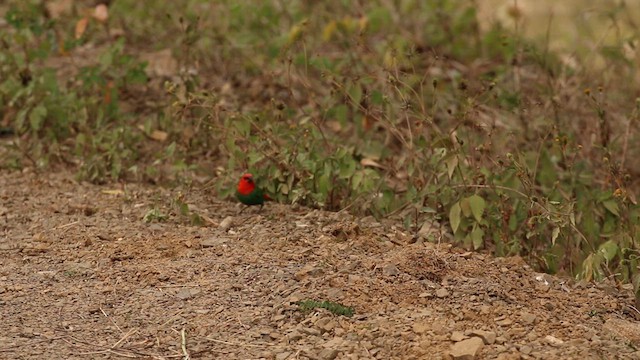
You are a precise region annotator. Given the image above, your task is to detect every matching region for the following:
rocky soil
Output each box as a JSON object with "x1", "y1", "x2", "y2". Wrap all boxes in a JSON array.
[{"x1": 1, "y1": 170, "x2": 639, "y2": 359}]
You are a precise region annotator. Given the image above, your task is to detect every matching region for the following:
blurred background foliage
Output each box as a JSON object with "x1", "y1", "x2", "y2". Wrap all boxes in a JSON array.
[{"x1": 0, "y1": 0, "x2": 639, "y2": 297}]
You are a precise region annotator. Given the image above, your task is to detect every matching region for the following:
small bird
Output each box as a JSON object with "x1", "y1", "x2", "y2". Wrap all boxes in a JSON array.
[{"x1": 236, "y1": 173, "x2": 270, "y2": 212}]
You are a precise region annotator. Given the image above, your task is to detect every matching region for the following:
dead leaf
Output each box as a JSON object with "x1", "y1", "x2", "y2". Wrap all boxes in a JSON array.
[
  {"x1": 75, "y1": 17, "x2": 89, "y2": 39},
  {"x1": 361, "y1": 158, "x2": 385, "y2": 169},
  {"x1": 136, "y1": 125, "x2": 169, "y2": 142},
  {"x1": 150, "y1": 130, "x2": 168, "y2": 142},
  {"x1": 93, "y1": 4, "x2": 109, "y2": 23}
]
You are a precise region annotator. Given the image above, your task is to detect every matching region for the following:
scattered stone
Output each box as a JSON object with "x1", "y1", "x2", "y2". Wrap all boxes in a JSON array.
[
  {"x1": 496, "y1": 352, "x2": 522, "y2": 360},
  {"x1": 495, "y1": 336, "x2": 507, "y2": 344},
  {"x1": 326, "y1": 287, "x2": 345, "y2": 300},
  {"x1": 301, "y1": 327, "x2": 321, "y2": 336},
  {"x1": 318, "y1": 348, "x2": 339, "y2": 360},
  {"x1": 413, "y1": 322, "x2": 430, "y2": 334},
  {"x1": 200, "y1": 237, "x2": 229, "y2": 248},
  {"x1": 449, "y1": 337, "x2": 484, "y2": 360},
  {"x1": 469, "y1": 330, "x2": 496, "y2": 345},
  {"x1": 294, "y1": 264, "x2": 324, "y2": 281},
  {"x1": 436, "y1": 288, "x2": 450, "y2": 298},
  {"x1": 175, "y1": 288, "x2": 200, "y2": 300},
  {"x1": 287, "y1": 330, "x2": 303, "y2": 342},
  {"x1": 496, "y1": 318, "x2": 513, "y2": 327},
  {"x1": 276, "y1": 351, "x2": 292, "y2": 360},
  {"x1": 519, "y1": 345, "x2": 532, "y2": 355},
  {"x1": 315, "y1": 318, "x2": 338, "y2": 333},
  {"x1": 520, "y1": 312, "x2": 536, "y2": 325},
  {"x1": 544, "y1": 335, "x2": 564, "y2": 346},
  {"x1": 219, "y1": 216, "x2": 233, "y2": 231},
  {"x1": 451, "y1": 331, "x2": 467, "y2": 342},
  {"x1": 382, "y1": 264, "x2": 400, "y2": 276}
]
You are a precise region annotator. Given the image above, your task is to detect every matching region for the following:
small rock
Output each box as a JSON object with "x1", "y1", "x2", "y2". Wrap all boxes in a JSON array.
[
  {"x1": 318, "y1": 348, "x2": 339, "y2": 360},
  {"x1": 449, "y1": 337, "x2": 484, "y2": 360},
  {"x1": 200, "y1": 237, "x2": 229, "y2": 248},
  {"x1": 323, "y1": 337, "x2": 345, "y2": 349},
  {"x1": 319, "y1": 319, "x2": 338, "y2": 333},
  {"x1": 544, "y1": 335, "x2": 564, "y2": 346},
  {"x1": 496, "y1": 318, "x2": 513, "y2": 327},
  {"x1": 413, "y1": 322, "x2": 430, "y2": 334},
  {"x1": 469, "y1": 330, "x2": 496, "y2": 345},
  {"x1": 451, "y1": 331, "x2": 467, "y2": 342},
  {"x1": 326, "y1": 287, "x2": 345, "y2": 300},
  {"x1": 382, "y1": 264, "x2": 400, "y2": 276},
  {"x1": 496, "y1": 352, "x2": 522, "y2": 360},
  {"x1": 301, "y1": 327, "x2": 321, "y2": 336},
  {"x1": 436, "y1": 288, "x2": 450, "y2": 298},
  {"x1": 294, "y1": 264, "x2": 324, "y2": 281},
  {"x1": 219, "y1": 216, "x2": 233, "y2": 231},
  {"x1": 287, "y1": 330, "x2": 303, "y2": 342},
  {"x1": 276, "y1": 351, "x2": 292, "y2": 360},
  {"x1": 520, "y1": 312, "x2": 536, "y2": 325},
  {"x1": 175, "y1": 288, "x2": 194, "y2": 300},
  {"x1": 519, "y1": 345, "x2": 532, "y2": 355}
]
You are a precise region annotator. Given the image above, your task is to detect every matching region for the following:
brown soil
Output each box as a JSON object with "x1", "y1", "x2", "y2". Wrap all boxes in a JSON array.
[{"x1": 1, "y1": 170, "x2": 639, "y2": 360}]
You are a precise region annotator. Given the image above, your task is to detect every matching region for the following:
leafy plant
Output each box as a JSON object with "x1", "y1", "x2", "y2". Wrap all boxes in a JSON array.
[{"x1": 297, "y1": 300, "x2": 355, "y2": 317}]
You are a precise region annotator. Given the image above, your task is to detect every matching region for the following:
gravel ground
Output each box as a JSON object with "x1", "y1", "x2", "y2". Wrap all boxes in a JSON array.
[{"x1": 1, "y1": 170, "x2": 639, "y2": 359}]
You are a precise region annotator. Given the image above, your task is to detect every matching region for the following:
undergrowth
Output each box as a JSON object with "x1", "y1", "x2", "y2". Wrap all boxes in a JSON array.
[{"x1": 0, "y1": 0, "x2": 639, "y2": 301}]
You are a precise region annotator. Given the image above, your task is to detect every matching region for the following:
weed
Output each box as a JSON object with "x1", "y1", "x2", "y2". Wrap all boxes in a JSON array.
[{"x1": 297, "y1": 300, "x2": 354, "y2": 317}]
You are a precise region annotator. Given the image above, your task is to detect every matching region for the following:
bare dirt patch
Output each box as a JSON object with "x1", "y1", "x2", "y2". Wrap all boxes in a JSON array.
[{"x1": 1, "y1": 170, "x2": 639, "y2": 359}]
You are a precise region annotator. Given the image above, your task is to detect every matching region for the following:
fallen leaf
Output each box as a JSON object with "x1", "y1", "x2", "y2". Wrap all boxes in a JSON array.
[
  {"x1": 150, "y1": 130, "x2": 168, "y2": 142},
  {"x1": 360, "y1": 158, "x2": 384, "y2": 169},
  {"x1": 75, "y1": 17, "x2": 89, "y2": 39}
]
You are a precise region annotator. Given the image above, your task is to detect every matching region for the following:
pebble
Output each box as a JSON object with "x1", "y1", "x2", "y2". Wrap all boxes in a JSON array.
[
  {"x1": 451, "y1": 331, "x2": 467, "y2": 342},
  {"x1": 382, "y1": 264, "x2": 400, "y2": 276},
  {"x1": 294, "y1": 264, "x2": 324, "y2": 281},
  {"x1": 412, "y1": 322, "x2": 430, "y2": 334},
  {"x1": 469, "y1": 330, "x2": 496, "y2": 345},
  {"x1": 544, "y1": 335, "x2": 564, "y2": 346},
  {"x1": 219, "y1": 216, "x2": 233, "y2": 231},
  {"x1": 318, "y1": 349, "x2": 339, "y2": 360},
  {"x1": 496, "y1": 318, "x2": 513, "y2": 327},
  {"x1": 287, "y1": 330, "x2": 303, "y2": 342},
  {"x1": 449, "y1": 337, "x2": 484, "y2": 360},
  {"x1": 276, "y1": 351, "x2": 292, "y2": 360},
  {"x1": 520, "y1": 312, "x2": 536, "y2": 325},
  {"x1": 436, "y1": 288, "x2": 450, "y2": 298},
  {"x1": 200, "y1": 237, "x2": 229, "y2": 248}
]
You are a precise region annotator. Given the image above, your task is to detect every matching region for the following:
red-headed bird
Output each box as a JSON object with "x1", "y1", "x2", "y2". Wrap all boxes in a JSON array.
[{"x1": 236, "y1": 173, "x2": 271, "y2": 212}]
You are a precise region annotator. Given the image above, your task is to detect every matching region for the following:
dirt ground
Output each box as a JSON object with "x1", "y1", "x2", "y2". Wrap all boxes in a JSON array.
[{"x1": 1, "y1": 170, "x2": 640, "y2": 360}]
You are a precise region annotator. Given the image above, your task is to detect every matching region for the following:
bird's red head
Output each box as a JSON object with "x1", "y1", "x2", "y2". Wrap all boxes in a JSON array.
[{"x1": 237, "y1": 173, "x2": 255, "y2": 195}]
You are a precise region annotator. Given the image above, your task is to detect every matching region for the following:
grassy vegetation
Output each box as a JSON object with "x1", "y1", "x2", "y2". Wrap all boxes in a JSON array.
[{"x1": 0, "y1": 1, "x2": 639, "y2": 299}]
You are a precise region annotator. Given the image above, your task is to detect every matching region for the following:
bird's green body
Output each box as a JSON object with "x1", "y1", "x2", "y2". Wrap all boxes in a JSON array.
[{"x1": 236, "y1": 188, "x2": 267, "y2": 206}]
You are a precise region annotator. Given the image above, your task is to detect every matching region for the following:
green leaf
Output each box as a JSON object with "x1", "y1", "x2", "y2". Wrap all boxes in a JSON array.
[
  {"x1": 468, "y1": 194, "x2": 486, "y2": 223},
  {"x1": 446, "y1": 154, "x2": 458, "y2": 179},
  {"x1": 29, "y1": 105, "x2": 47, "y2": 131},
  {"x1": 598, "y1": 240, "x2": 619, "y2": 262},
  {"x1": 471, "y1": 226, "x2": 484, "y2": 250},
  {"x1": 602, "y1": 199, "x2": 619, "y2": 217},
  {"x1": 351, "y1": 170, "x2": 363, "y2": 190},
  {"x1": 449, "y1": 202, "x2": 461, "y2": 234},
  {"x1": 460, "y1": 197, "x2": 471, "y2": 218}
]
